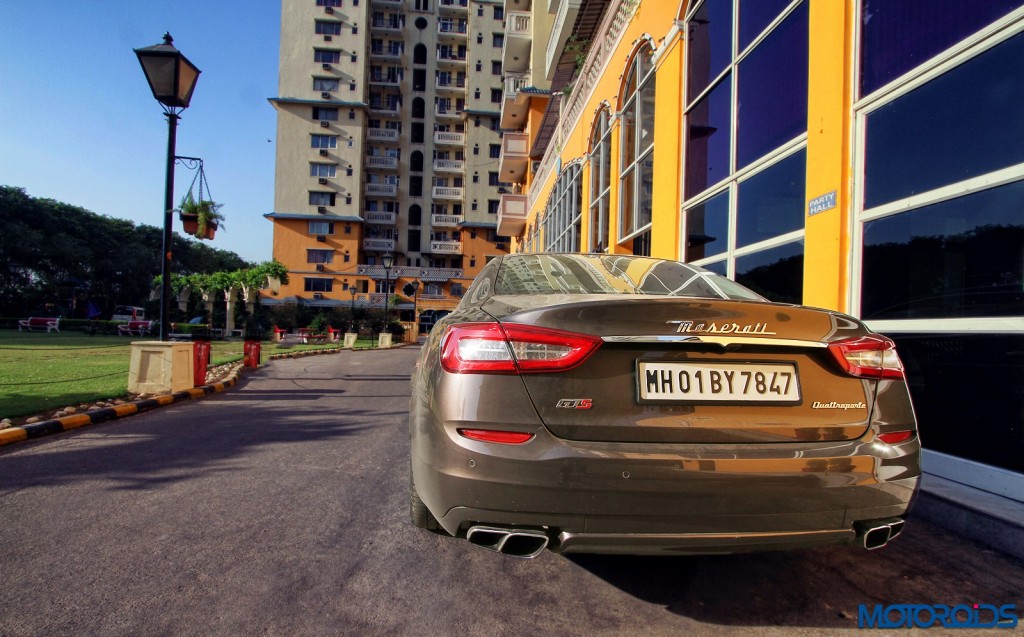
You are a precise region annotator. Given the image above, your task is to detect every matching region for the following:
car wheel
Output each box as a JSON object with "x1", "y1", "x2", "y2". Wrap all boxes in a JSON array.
[{"x1": 410, "y1": 477, "x2": 440, "y2": 532}]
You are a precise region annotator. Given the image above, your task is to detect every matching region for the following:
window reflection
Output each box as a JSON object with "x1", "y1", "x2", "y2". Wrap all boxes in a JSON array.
[
  {"x1": 685, "y1": 190, "x2": 729, "y2": 261},
  {"x1": 687, "y1": 0, "x2": 733, "y2": 98},
  {"x1": 685, "y1": 76, "x2": 732, "y2": 197},
  {"x1": 736, "y1": 149, "x2": 805, "y2": 248},
  {"x1": 735, "y1": 240, "x2": 804, "y2": 304},
  {"x1": 861, "y1": 181, "x2": 1024, "y2": 320}
]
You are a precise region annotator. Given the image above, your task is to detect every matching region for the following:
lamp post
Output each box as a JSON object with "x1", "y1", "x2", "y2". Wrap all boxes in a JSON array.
[
  {"x1": 381, "y1": 252, "x2": 394, "y2": 324},
  {"x1": 349, "y1": 285, "x2": 357, "y2": 327},
  {"x1": 135, "y1": 33, "x2": 201, "y2": 341}
]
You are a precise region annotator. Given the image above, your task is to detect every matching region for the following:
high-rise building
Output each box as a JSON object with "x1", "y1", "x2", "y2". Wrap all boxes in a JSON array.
[{"x1": 264, "y1": 0, "x2": 516, "y2": 331}]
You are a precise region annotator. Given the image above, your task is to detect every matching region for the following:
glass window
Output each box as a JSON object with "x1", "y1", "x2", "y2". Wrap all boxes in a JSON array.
[
  {"x1": 589, "y1": 109, "x2": 612, "y2": 252},
  {"x1": 313, "y1": 78, "x2": 340, "y2": 92},
  {"x1": 736, "y1": 148, "x2": 805, "y2": 248},
  {"x1": 316, "y1": 21, "x2": 342, "y2": 35},
  {"x1": 543, "y1": 163, "x2": 583, "y2": 253},
  {"x1": 312, "y1": 107, "x2": 338, "y2": 121},
  {"x1": 619, "y1": 43, "x2": 656, "y2": 250},
  {"x1": 685, "y1": 189, "x2": 729, "y2": 260},
  {"x1": 686, "y1": 0, "x2": 733, "y2": 98},
  {"x1": 310, "y1": 134, "x2": 337, "y2": 148},
  {"x1": 738, "y1": 0, "x2": 793, "y2": 50},
  {"x1": 684, "y1": 75, "x2": 732, "y2": 198},
  {"x1": 314, "y1": 50, "x2": 341, "y2": 64},
  {"x1": 310, "y1": 163, "x2": 337, "y2": 177},
  {"x1": 307, "y1": 249, "x2": 334, "y2": 264},
  {"x1": 861, "y1": 180, "x2": 1024, "y2": 320},
  {"x1": 864, "y1": 32, "x2": 1024, "y2": 209},
  {"x1": 304, "y1": 278, "x2": 334, "y2": 292},
  {"x1": 735, "y1": 240, "x2": 804, "y2": 304},
  {"x1": 309, "y1": 192, "x2": 336, "y2": 206},
  {"x1": 736, "y1": 1, "x2": 808, "y2": 169},
  {"x1": 308, "y1": 221, "x2": 335, "y2": 235},
  {"x1": 859, "y1": 0, "x2": 1024, "y2": 96}
]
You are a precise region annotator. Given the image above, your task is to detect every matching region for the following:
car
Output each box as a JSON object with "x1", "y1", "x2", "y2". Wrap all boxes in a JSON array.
[
  {"x1": 409, "y1": 253, "x2": 920, "y2": 558},
  {"x1": 111, "y1": 305, "x2": 146, "y2": 322}
]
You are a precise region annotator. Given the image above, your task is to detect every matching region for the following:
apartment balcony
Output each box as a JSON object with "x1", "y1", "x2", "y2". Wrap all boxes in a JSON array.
[
  {"x1": 368, "y1": 72, "x2": 401, "y2": 87},
  {"x1": 432, "y1": 186, "x2": 464, "y2": 200},
  {"x1": 418, "y1": 267, "x2": 463, "y2": 282},
  {"x1": 436, "y1": 50, "x2": 467, "y2": 67},
  {"x1": 503, "y1": 11, "x2": 532, "y2": 73},
  {"x1": 370, "y1": 18, "x2": 403, "y2": 34},
  {"x1": 433, "y1": 131, "x2": 465, "y2": 146},
  {"x1": 433, "y1": 158, "x2": 465, "y2": 172},
  {"x1": 435, "y1": 78, "x2": 466, "y2": 93},
  {"x1": 368, "y1": 102, "x2": 400, "y2": 117},
  {"x1": 435, "y1": 105, "x2": 463, "y2": 119},
  {"x1": 429, "y1": 240, "x2": 463, "y2": 254},
  {"x1": 372, "y1": 0, "x2": 403, "y2": 6},
  {"x1": 367, "y1": 128, "x2": 400, "y2": 142},
  {"x1": 501, "y1": 72, "x2": 531, "y2": 130},
  {"x1": 498, "y1": 132, "x2": 529, "y2": 183},
  {"x1": 497, "y1": 193, "x2": 528, "y2": 237},
  {"x1": 364, "y1": 211, "x2": 397, "y2": 225},
  {"x1": 363, "y1": 238, "x2": 397, "y2": 251},
  {"x1": 437, "y1": 21, "x2": 468, "y2": 39},
  {"x1": 366, "y1": 155, "x2": 399, "y2": 170},
  {"x1": 438, "y1": 0, "x2": 469, "y2": 13},
  {"x1": 545, "y1": 0, "x2": 583, "y2": 80},
  {"x1": 365, "y1": 183, "x2": 399, "y2": 197},
  {"x1": 369, "y1": 47, "x2": 402, "y2": 61},
  {"x1": 431, "y1": 214, "x2": 462, "y2": 227}
]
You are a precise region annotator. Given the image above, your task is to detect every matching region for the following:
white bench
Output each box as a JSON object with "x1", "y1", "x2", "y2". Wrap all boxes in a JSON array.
[{"x1": 18, "y1": 317, "x2": 60, "y2": 333}]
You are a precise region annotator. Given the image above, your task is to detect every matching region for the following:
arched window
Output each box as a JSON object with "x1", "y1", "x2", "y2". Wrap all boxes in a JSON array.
[
  {"x1": 414, "y1": 44, "x2": 428, "y2": 65},
  {"x1": 409, "y1": 204, "x2": 422, "y2": 226},
  {"x1": 412, "y1": 97, "x2": 425, "y2": 119},
  {"x1": 543, "y1": 161, "x2": 584, "y2": 253},
  {"x1": 410, "y1": 151, "x2": 424, "y2": 172},
  {"x1": 618, "y1": 41, "x2": 656, "y2": 255},
  {"x1": 588, "y1": 106, "x2": 612, "y2": 252}
]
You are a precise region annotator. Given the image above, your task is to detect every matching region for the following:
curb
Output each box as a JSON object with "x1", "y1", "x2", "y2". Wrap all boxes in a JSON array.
[
  {"x1": 0, "y1": 343, "x2": 417, "y2": 449},
  {"x1": 0, "y1": 369, "x2": 244, "y2": 448}
]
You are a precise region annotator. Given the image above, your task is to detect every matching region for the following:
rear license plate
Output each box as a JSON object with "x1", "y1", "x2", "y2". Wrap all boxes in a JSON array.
[{"x1": 637, "y1": 361, "x2": 801, "y2": 403}]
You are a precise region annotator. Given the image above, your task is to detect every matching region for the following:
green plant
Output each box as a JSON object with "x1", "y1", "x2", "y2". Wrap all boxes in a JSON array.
[
  {"x1": 179, "y1": 191, "x2": 226, "y2": 239},
  {"x1": 307, "y1": 312, "x2": 328, "y2": 334}
]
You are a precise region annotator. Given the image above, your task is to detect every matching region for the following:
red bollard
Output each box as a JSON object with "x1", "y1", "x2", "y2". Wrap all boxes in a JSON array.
[
  {"x1": 193, "y1": 340, "x2": 211, "y2": 386},
  {"x1": 243, "y1": 340, "x2": 261, "y2": 368}
]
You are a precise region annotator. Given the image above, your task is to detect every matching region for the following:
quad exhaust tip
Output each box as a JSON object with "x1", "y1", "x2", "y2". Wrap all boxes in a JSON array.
[
  {"x1": 467, "y1": 526, "x2": 550, "y2": 559},
  {"x1": 856, "y1": 518, "x2": 905, "y2": 550}
]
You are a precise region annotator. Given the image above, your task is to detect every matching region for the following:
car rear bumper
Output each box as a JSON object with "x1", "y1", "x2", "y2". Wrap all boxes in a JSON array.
[{"x1": 412, "y1": 422, "x2": 920, "y2": 553}]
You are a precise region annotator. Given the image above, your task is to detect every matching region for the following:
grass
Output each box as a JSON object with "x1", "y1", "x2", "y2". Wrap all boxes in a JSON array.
[{"x1": 0, "y1": 330, "x2": 376, "y2": 420}]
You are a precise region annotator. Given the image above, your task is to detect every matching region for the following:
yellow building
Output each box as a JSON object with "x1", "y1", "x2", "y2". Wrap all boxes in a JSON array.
[
  {"x1": 500, "y1": 1, "x2": 1024, "y2": 498},
  {"x1": 265, "y1": 0, "x2": 514, "y2": 331}
]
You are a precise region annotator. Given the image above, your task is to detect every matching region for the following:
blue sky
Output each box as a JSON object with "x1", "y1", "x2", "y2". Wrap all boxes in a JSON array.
[{"x1": 0, "y1": 1, "x2": 281, "y2": 264}]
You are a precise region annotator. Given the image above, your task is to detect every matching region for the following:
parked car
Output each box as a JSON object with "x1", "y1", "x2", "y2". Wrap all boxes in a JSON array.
[
  {"x1": 409, "y1": 254, "x2": 920, "y2": 558},
  {"x1": 111, "y1": 305, "x2": 146, "y2": 322}
]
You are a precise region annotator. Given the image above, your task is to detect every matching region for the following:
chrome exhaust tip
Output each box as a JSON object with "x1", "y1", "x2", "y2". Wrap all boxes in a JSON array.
[
  {"x1": 855, "y1": 518, "x2": 905, "y2": 550},
  {"x1": 467, "y1": 526, "x2": 549, "y2": 559}
]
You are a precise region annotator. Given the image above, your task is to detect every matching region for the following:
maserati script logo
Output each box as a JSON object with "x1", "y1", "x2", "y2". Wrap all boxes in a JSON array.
[{"x1": 666, "y1": 320, "x2": 776, "y2": 335}]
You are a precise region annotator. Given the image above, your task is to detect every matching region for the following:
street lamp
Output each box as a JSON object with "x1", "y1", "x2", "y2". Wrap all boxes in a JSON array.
[
  {"x1": 135, "y1": 33, "x2": 201, "y2": 341},
  {"x1": 349, "y1": 285, "x2": 357, "y2": 327},
  {"x1": 381, "y1": 252, "x2": 395, "y2": 323}
]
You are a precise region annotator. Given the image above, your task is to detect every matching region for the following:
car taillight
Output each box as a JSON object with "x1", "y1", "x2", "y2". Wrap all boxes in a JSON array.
[
  {"x1": 877, "y1": 431, "x2": 913, "y2": 444},
  {"x1": 828, "y1": 336, "x2": 905, "y2": 380},
  {"x1": 440, "y1": 322, "x2": 602, "y2": 374},
  {"x1": 458, "y1": 429, "x2": 535, "y2": 444}
]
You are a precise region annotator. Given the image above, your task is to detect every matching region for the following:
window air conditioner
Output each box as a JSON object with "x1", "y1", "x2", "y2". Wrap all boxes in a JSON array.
[
  {"x1": 313, "y1": 292, "x2": 324, "y2": 300},
  {"x1": 321, "y1": 91, "x2": 332, "y2": 99},
  {"x1": 316, "y1": 263, "x2": 325, "y2": 271},
  {"x1": 317, "y1": 206, "x2": 328, "y2": 213},
  {"x1": 319, "y1": 177, "x2": 328, "y2": 184},
  {"x1": 325, "y1": 6, "x2": 334, "y2": 13},
  {"x1": 320, "y1": 120, "x2": 330, "y2": 127},
  {"x1": 319, "y1": 148, "x2": 329, "y2": 156},
  {"x1": 323, "y1": 63, "x2": 332, "y2": 70},
  {"x1": 324, "y1": 35, "x2": 333, "y2": 41},
  {"x1": 317, "y1": 235, "x2": 327, "y2": 242}
]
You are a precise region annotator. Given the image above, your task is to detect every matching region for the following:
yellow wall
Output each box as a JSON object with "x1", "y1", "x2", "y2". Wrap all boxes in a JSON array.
[{"x1": 803, "y1": 0, "x2": 854, "y2": 312}]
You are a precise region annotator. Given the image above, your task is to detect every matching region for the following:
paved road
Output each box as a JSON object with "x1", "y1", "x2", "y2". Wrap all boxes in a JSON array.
[{"x1": 2, "y1": 346, "x2": 1022, "y2": 636}]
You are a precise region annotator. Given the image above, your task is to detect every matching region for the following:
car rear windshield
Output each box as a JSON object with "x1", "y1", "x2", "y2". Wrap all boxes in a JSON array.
[{"x1": 494, "y1": 254, "x2": 764, "y2": 301}]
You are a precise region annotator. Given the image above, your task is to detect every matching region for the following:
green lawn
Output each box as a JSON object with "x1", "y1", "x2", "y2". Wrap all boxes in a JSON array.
[{"x1": 0, "y1": 331, "x2": 369, "y2": 420}]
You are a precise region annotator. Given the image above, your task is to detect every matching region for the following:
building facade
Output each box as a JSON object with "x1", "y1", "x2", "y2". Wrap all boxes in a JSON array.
[
  {"x1": 266, "y1": 0, "x2": 515, "y2": 330},
  {"x1": 498, "y1": 0, "x2": 1024, "y2": 492}
]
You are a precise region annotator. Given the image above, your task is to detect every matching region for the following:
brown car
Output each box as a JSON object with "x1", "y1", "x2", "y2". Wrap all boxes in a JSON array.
[{"x1": 409, "y1": 254, "x2": 920, "y2": 558}]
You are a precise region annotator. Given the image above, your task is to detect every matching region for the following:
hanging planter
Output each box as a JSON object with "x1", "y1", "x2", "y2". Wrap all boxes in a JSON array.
[{"x1": 177, "y1": 160, "x2": 225, "y2": 241}]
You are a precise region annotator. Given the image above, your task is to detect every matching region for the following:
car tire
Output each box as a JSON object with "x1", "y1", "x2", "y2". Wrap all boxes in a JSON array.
[{"x1": 410, "y1": 477, "x2": 440, "y2": 532}]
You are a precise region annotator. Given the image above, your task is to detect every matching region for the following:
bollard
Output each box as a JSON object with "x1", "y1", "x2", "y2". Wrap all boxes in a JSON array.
[
  {"x1": 243, "y1": 340, "x2": 262, "y2": 368},
  {"x1": 192, "y1": 340, "x2": 211, "y2": 387}
]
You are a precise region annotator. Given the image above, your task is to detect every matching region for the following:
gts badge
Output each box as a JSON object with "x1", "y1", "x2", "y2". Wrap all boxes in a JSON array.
[{"x1": 556, "y1": 399, "x2": 593, "y2": 410}]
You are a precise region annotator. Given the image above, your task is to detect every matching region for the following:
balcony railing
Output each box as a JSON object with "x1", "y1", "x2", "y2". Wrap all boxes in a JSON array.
[
  {"x1": 437, "y1": 21, "x2": 468, "y2": 36},
  {"x1": 432, "y1": 186, "x2": 463, "y2": 200},
  {"x1": 358, "y1": 265, "x2": 463, "y2": 281},
  {"x1": 365, "y1": 211, "x2": 397, "y2": 225},
  {"x1": 435, "y1": 78, "x2": 467, "y2": 92},
  {"x1": 369, "y1": 47, "x2": 402, "y2": 61},
  {"x1": 497, "y1": 193, "x2": 528, "y2": 237},
  {"x1": 436, "y1": 51, "x2": 467, "y2": 64},
  {"x1": 438, "y1": 0, "x2": 468, "y2": 10},
  {"x1": 430, "y1": 240, "x2": 462, "y2": 254},
  {"x1": 367, "y1": 128, "x2": 400, "y2": 142},
  {"x1": 368, "y1": 73, "x2": 401, "y2": 86},
  {"x1": 370, "y1": 19, "x2": 403, "y2": 33},
  {"x1": 366, "y1": 155, "x2": 399, "y2": 170},
  {"x1": 435, "y1": 106, "x2": 462, "y2": 119},
  {"x1": 363, "y1": 238, "x2": 397, "y2": 251},
  {"x1": 365, "y1": 183, "x2": 398, "y2": 197},
  {"x1": 433, "y1": 131, "x2": 465, "y2": 145},
  {"x1": 368, "y1": 102, "x2": 400, "y2": 116},
  {"x1": 433, "y1": 158, "x2": 465, "y2": 172},
  {"x1": 505, "y1": 11, "x2": 532, "y2": 38},
  {"x1": 431, "y1": 214, "x2": 462, "y2": 227}
]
